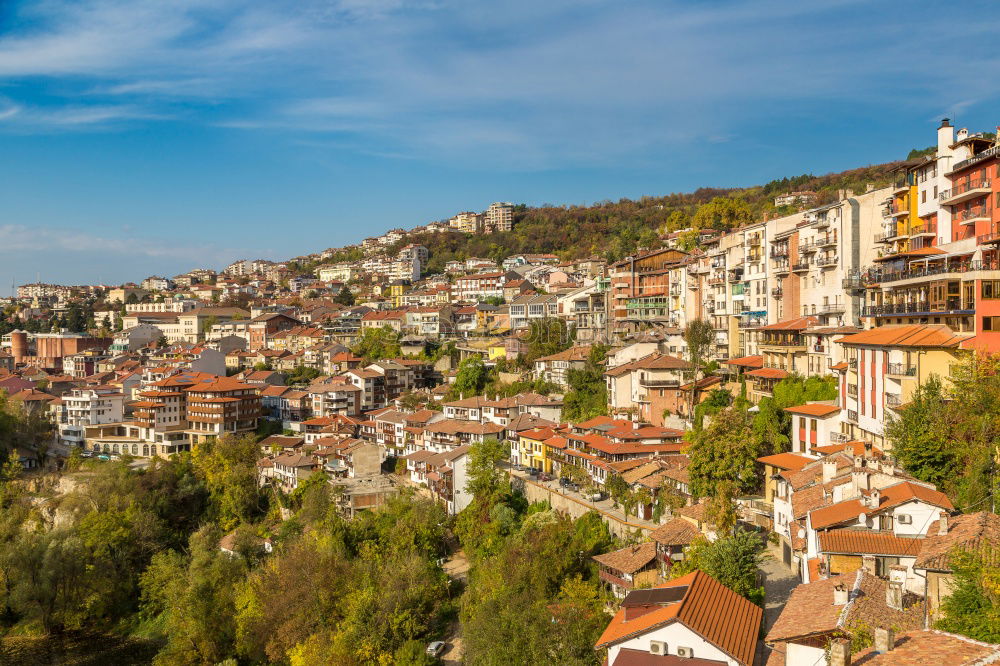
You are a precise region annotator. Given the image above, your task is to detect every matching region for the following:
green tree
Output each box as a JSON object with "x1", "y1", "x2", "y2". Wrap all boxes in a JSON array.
[
  {"x1": 671, "y1": 530, "x2": 765, "y2": 605},
  {"x1": 334, "y1": 285, "x2": 355, "y2": 306},
  {"x1": 191, "y1": 434, "x2": 266, "y2": 530},
  {"x1": 450, "y1": 356, "x2": 490, "y2": 399},
  {"x1": 936, "y1": 546, "x2": 1000, "y2": 642},
  {"x1": 683, "y1": 319, "x2": 714, "y2": 419},
  {"x1": 687, "y1": 407, "x2": 760, "y2": 497},
  {"x1": 562, "y1": 344, "x2": 609, "y2": 422},
  {"x1": 692, "y1": 196, "x2": 755, "y2": 231},
  {"x1": 352, "y1": 325, "x2": 401, "y2": 361}
]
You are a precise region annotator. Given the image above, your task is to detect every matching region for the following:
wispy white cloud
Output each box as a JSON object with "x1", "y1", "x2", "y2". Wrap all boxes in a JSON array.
[
  {"x1": 0, "y1": 0, "x2": 999, "y2": 163},
  {"x1": 0, "y1": 224, "x2": 253, "y2": 264}
]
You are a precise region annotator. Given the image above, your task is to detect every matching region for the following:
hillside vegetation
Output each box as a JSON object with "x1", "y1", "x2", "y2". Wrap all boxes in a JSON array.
[{"x1": 391, "y1": 162, "x2": 904, "y2": 273}]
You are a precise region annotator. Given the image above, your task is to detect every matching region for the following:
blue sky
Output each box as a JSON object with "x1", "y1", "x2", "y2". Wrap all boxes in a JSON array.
[{"x1": 1, "y1": 0, "x2": 999, "y2": 294}]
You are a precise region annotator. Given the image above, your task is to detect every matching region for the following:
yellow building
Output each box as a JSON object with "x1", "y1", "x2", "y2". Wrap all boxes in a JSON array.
[
  {"x1": 517, "y1": 426, "x2": 558, "y2": 472},
  {"x1": 834, "y1": 324, "x2": 971, "y2": 449}
]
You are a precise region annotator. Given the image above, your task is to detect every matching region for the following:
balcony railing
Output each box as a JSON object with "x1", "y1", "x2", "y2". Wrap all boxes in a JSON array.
[
  {"x1": 861, "y1": 299, "x2": 973, "y2": 317},
  {"x1": 847, "y1": 384, "x2": 858, "y2": 397},
  {"x1": 886, "y1": 393, "x2": 902, "y2": 408},
  {"x1": 940, "y1": 178, "x2": 991, "y2": 204},
  {"x1": 829, "y1": 432, "x2": 851, "y2": 443},
  {"x1": 910, "y1": 222, "x2": 938, "y2": 235},
  {"x1": 979, "y1": 229, "x2": 1000, "y2": 245},
  {"x1": 792, "y1": 262, "x2": 810, "y2": 272},
  {"x1": 773, "y1": 261, "x2": 790, "y2": 273},
  {"x1": 847, "y1": 409, "x2": 858, "y2": 422},
  {"x1": 818, "y1": 235, "x2": 838, "y2": 247},
  {"x1": 770, "y1": 247, "x2": 789, "y2": 258},
  {"x1": 771, "y1": 287, "x2": 783, "y2": 297},
  {"x1": 639, "y1": 378, "x2": 681, "y2": 388},
  {"x1": 883, "y1": 204, "x2": 908, "y2": 218},
  {"x1": 954, "y1": 205, "x2": 991, "y2": 225},
  {"x1": 887, "y1": 363, "x2": 916, "y2": 377},
  {"x1": 951, "y1": 145, "x2": 1000, "y2": 174},
  {"x1": 861, "y1": 259, "x2": 1000, "y2": 285},
  {"x1": 849, "y1": 358, "x2": 858, "y2": 369},
  {"x1": 798, "y1": 241, "x2": 818, "y2": 253},
  {"x1": 817, "y1": 303, "x2": 845, "y2": 314},
  {"x1": 817, "y1": 254, "x2": 838, "y2": 267}
]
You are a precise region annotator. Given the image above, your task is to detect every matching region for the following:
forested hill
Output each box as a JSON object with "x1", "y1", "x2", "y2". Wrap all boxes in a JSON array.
[{"x1": 393, "y1": 161, "x2": 905, "y2": 274}]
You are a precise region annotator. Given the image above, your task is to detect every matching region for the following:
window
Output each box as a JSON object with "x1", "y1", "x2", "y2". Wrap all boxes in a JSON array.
[
  {"x1": 984, "y1": 316, "x2": 1000, "y2": 331},
  {"x1": 983, "y1": 281, "x2": 1000, "y2": 299}
]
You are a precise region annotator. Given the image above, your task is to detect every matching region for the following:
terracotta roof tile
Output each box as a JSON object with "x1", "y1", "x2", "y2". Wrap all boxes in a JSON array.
[
  {"x1": 649, "y1": 519, "x2": 701, "y2": 547},
  {"x1": 914, "y1": 512, "x2": 1000, "y2": 571},
  {"x1": 784, "y1": 403, "x2": 840, "y2": 417},
  {"x1": 758, "y1": 453, "x2": 813, "y2": 471},
  {"x1": 818, "y1": 529, "x2": 925, "y2": 558},
  {"x1": 592, "y1": 542, "x2": 658, "y2": 575},
  {"x1": 852, "y1": 630, "x2": 1000, "y2": 665},
  {"x1": 836, "y1": 324, "x2": 970, "y2": 349}
]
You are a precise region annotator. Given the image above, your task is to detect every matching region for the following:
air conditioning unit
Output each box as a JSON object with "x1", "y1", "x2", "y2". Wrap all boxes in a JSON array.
[
  {"x1": 677, "y1": 646, "x2": 694, "y2": 658},
  {"x1": 898, "y1": 514, "x2": 912, "y2": 524},
  {"x1": 649, "y1": 640, "x2": 667, "y2": 656}
]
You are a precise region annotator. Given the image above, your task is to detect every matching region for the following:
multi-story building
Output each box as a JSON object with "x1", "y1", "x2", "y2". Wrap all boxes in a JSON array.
[
  {"x1": 185, "y1": 376, "x2": 262, "y2": 444},
  {"x1": 449, "y1": 211, "x2": 483, "y2": 234},
  {"x1": 454, "y1": 271, "x2": 507, "y2": 302},
  {"x1": 57, "y1": 386, "x2": 125, "y2": 448},
  {"x1": 860, "y1": 121, "x2": 1000, "y2": 347},
  {"x1": 834, "y1": 324, "x2": 970, "y2": 449},
  {"x1": 508, "y1": 293, "x2": 558, "y2": 330},
  {"x1": 609, "y1": 247, "x2": 689, "y2": 335},
  {"x1": 484, "y1": 202, "x2": 514, "y2": 233}
]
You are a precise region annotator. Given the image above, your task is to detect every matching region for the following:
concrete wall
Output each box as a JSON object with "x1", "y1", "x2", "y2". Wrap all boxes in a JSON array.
[{"x1": 509, "y1": 473, "x2": 653, "y2": 540}]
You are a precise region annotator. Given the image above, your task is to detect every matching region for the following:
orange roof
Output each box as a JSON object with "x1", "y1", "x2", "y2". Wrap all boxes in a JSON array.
[
  {"x1": 852, "y1": 630, "x2": 1000, "y2": 665},
  {"x1": 810, "y1": 481, "x2": 954, "y2": 529},
  {"x1": 759, "y1": 316, "x2": 818, "y2": 332},
  {"x1": 724, "y1": 355, "x2": 763, "y2": 368},
  {"x1": 746, "y1": 367, "x2": 789, "y2": 379},
  {"x1": 757, "y1": 452, "x2": 813, "y2": 471},
  {"x1": 595, "y1": 570, "x2": 762, "y2": 666},
  {"x1": 812, "y1": 441, "x2": 882, "y2": 457},
  {"x1": 830, "y1": 361, "x2": 849, "y2": 371},
  {"x1": 835, "y1": 324, "x2": 969, "y2": 348},
  {"x1": 784, "y1": 403, "x2": 840, "y2": 417},
  {"x1": 819, "y1": 529, "x2": 924, "y2": 557}
]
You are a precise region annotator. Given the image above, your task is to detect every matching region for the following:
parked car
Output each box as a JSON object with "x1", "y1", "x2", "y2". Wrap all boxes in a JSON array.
[
  {"x1": 527, "y1": 467, "x2": 539, "y2": 477},
  {"x1": 589, "y1": 491, "x2": 607, "y2": 502},
  {"x1": 513, "y1": 463, "x2": 524, "y2": 471},
  {"x1": 559, "y1": 477, "x2": 571, "y2": 487},
  {"x1": 426, "y1": 641, "x2": 446, "y2": 657},
  {"x1": 539, "y1": 473, "x2": 552, "y2": 481}
]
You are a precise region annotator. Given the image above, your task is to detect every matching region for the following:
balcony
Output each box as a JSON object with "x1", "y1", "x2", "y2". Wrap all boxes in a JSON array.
[
  {"x1": 708, "y1": 276, "x2": 725, "y2": 286},
  {"x1": 792, "y1": 261, "x2": 810, "y2": 272},
  {"x1": 861, "y1": 299, "x2": 974, "y2": 317},
  {"x1": 814, "y1": 215, "x2": 831, "y2": 228},
  {"x1": 818, "y1": 235, "x2": 838, "y2": 247},
  {"x1": 727, "y1": 270, "x2": 745, "y2": 283},
  {"x1": 842, "y1": 275, "x2": 863, "y2": 290},
  {"x1": 892, "y1": 176, "x2": 910, "y2": 192},
  {"x1": 874, "y1": 232, "x2": 892, "y2": 244},
  {"x1": 773, "y1": 261, "x2": 790, "y2": 275},
  {"x1": 847, "y1": 409, "x2": 858, "y2": 422},
  {"x1": 954, "y1": 204, "x2": 991, "y2": 226},
  {"x1": 798, "y1": 241, "x2": 818, "y2": 253},
  {"x1": 941, "y1": 179, "x2": 991, "y2": 205},
  {"x1": 886, "y1": 393, "x2": 902, "y2": 408},
  {"x1": 817, "y1": 254, "x2": 838, "y2": 267},
  {"x1": 771, "y1": 287, "x2": 783, "y2": 298},
  {"x1": 639, "y1": 377, "x2": 681, "y2": 388},
  {"x1": 829, "y1": 432, "x2": 851, "y2": 444},
  {"x1": 770, "y1": 247, "x2": 789, "y2": 259},
  {"x1": 849, "y1": 358, "x2": 858, "y2": 370},
  {"x1": 887, "y1": 363, "x2": 917, "y2": 378},
  {"x1": 950, "y1": 145, "x2": 1000, "y2": 174},
  {"x1": 817, "y1": 303, "x2": 845, "y2": 314},
  {"x1": 862, "y1": 259, "x2": 1000, "y2": 285},
  {"x1": 883, "y1": 204, "x2": 909, "y2": 218},
  {"x1": 847, "y1": 384, "x2": 858, "y2": 397},
  {"x1": 978, "y1": 229, "x2": 1000, "y2": 245}
]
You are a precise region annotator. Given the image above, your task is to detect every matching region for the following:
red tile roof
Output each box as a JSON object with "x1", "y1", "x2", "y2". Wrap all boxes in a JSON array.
[
  {"x1": 818, "y1": 529, "x2": 925, "y2": 558},
  {"x1": 914, "y1": 512, "x2": 1000, "y2": 571},
  {"x1": 784, "y1": 403, "x2": 840, "y2": 417},
  {"x1": 595, "y1": 570, "x2": 762, "y2": 666},
  {"x1": 757, "y1": 453, "x2": 813, "y2": 471},
  {"x1": 723, "y1": 355, "x2": 763, "y2": 368},
  {"x1": 746, "y1": 367, "x2": 789, "y2": 379},
  {"x1": 759, "y1": 316, "x2": 818, "y2": 332},
  {"x1": 852, "y1": 630, "x2": 1000, "y2": 665},
  {"x1": 835, "y1": 324, "x2": 970, "y2": 348},
  {"x1": 592, "y1": 542, "x2": 657, "y2": 575}
]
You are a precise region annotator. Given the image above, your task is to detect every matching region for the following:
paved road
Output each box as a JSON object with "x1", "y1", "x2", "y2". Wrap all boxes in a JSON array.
[
  {"x1": 760, "y1": 544, "x2": 800, "y2": 632},
  {"x1": 502, "y1": 464, "x2": 660, "y2": 531},
  {"x1": 440, "y1": 550, "x2": 469, "y2": 665}
]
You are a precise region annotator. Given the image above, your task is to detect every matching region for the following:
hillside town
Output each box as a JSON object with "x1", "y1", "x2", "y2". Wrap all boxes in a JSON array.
[{"x1": 2, "y1": 120, "x2": 1000, "y2": 665}]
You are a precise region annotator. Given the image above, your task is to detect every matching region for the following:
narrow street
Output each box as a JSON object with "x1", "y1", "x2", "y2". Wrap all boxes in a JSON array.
[
  {"x1": 439, "y1": 549, "x2": 469, "y2": 665},
  {"x1": 760, "y1": 544, "x2": 799, "y2": 631}
]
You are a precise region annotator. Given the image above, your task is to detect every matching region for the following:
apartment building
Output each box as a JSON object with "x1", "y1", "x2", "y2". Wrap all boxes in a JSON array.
[
  {"x1": 449, "y1": 211, "x2": 483, "y2": 233},
  {"x1": 556, "y1": 283, "x2": 609, "y2": 343},
  {"x1": 57, "y1": 386, "x2": 125, "y2": 448},
  {"x1": 454, "y1": 271, "x2": 507, "y2": 302},
  {"x1": 834, "y1": 324, "x2": 970, "y2": 449},
  {"x1": 609, "y1": 247, "x2": 689, "y2": 335},
  {"x1": 484, "y1": 201, "x2": 514, "y2": 233}
]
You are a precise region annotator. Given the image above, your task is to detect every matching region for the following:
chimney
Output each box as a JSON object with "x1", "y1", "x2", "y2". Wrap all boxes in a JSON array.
[
  {"x1": 854, "y1": 454, "x2": 864, "y2": 469},
  {"x1": 957, "y1": 128, "x2": 969, "y2": 142},
  {"x1": 874, "y1": 627, "x2": 895, "y2": 654},
  {"x1": 886, "y1": 578, "x2": 904, "y2": 611},
  {"x1": 867, "y1": 488, "x2": 881, "y2": 509},
  {"x1": 862, "y1": 554, "x2": 876, "y2": 575},
  {"x1": 830, "y1": 638, "x2": 852, "y2": 666},
  {"x1": 833, "y1": 584, "x2": 849, "y2": 605},
  {"x1": 863, "y1": 441, "x2": 873, "y2": 457},
  {"x1": 822, "y1": 460, "x2": 837, "y2": 484},
  {"x1": 937, "y1": 119, "x2": 956, "y2": 154},
  {"x1": 938, "y1": 511, "x2": 949, "y2": 535}
]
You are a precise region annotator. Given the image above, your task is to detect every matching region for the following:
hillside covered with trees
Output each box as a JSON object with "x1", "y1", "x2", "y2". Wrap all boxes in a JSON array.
[{"x1": 383, "y1": 162, "x2": 904, "y2": 274}]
